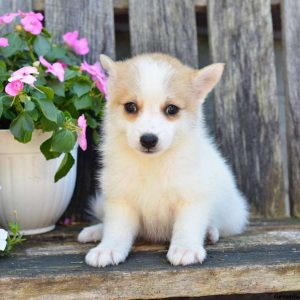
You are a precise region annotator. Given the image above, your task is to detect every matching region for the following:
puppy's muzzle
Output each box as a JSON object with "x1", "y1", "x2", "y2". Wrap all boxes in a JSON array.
[{"x1": 140, "y1": 133, "x2": 158, "y2": 151}]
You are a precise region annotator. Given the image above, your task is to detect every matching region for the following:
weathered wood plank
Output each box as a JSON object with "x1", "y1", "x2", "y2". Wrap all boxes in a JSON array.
[
  {"x1": 0, "y1": 220, "x2": 299, "y2": 299},
  {"x1": 208, "y1": 0, "x2": 286, "y2": 218},
  {"x1": 32, "y1": 0, "x2": 282, "y2": 12},
  {"x1": 13, "y1": 221, "x2": 300, "y2": 257},
  {"x1": 129, "y1": 0, "x2": 198, "y2": 67},
  {"x1": 44, "y1": 0, "x2": 115, "y2": 220},
  {"x1": 45, "y1": 0, "x2": 115, "y2": 62},
  {"x1": 1, "y1": 247, "x2": 300, "y2": 300},
  {"x1": 0, "y1": 0, "x2": 32, "y2": 12},
  {"x1": 0, "y1": 0, "x2": 32, "y2": 34},
  {"x1": 281, "y1": 0, "x2": 300, "y2": 218}
]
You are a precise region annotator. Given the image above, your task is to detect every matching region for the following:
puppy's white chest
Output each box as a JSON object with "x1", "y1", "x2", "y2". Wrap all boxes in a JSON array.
[{"x1": 138, "y1": 195, "x2": 175, "y2": 241}]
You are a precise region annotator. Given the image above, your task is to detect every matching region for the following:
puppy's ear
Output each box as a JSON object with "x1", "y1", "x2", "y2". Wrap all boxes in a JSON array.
[
  {"x1": 99, "y1": 54, "x2": 116, "y2": 76},
  {"x1": 193, "y1": 63, "x2": 225, "y2": 102}
]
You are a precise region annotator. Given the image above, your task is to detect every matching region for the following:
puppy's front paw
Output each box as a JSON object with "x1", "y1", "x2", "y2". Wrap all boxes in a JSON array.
[
  {"x1": 167, "y1": 245, "x2": 207, "y2": 266},
  {"x1": 78, "y1": 224, "x2": 103, "y2": 243},
  {"x1": 85, "y1": 245, "x2": 127, "y2": 267}
]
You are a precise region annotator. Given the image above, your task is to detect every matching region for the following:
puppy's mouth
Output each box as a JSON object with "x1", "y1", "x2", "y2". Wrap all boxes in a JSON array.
[{"x1": 140, "y1": 147, "x2": 159, "y2": 154}]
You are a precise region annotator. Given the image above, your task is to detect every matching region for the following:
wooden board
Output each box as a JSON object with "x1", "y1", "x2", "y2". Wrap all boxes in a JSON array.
[
  {"x1": 0, "y1": 220, "x2": 299, "y2": 299},
  {"x1": 0, "y1": 0, "x2": 32, "y2": 34},
  {"x1": 44, "y1": 0, "x2": 115, "y2": 62},
  {"x1": 32, "y1": 0, "x2": 282, "y2": 13},
  {"x1": 0, "y1": 0, "x2": 32, "y2": 12},
  {"x1": 44, "y1": 0, "x2": 116, "y2": 220},
  {"x1": 208, "y1": 0, "x2": 286, "y2": 218},
  {"x1": 129, "y1": 0, "x2": 198, "y2": 67},
  {"x1": 281, "y1": 0, "x2": 300, "y2": 217}
]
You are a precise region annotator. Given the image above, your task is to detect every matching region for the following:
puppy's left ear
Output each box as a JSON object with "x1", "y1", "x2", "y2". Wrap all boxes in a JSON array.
[
  {"x1": 99, "y1": 54, "x2": 116, "y2": 77},
  {"x1": 193, "y1": 63, "x2": 225, "y2": 102}
]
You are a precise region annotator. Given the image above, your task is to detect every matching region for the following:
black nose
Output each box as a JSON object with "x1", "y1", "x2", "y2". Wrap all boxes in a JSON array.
[{"x1": 140, "y1": 133, "x2": 158, "y2": 149}]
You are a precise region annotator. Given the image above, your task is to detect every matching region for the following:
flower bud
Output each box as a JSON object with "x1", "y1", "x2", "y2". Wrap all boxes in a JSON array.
[
  {"x1": 33, "y1": 61, "x2": 40, "y2": 68},
  {"x1": 15, "y1": 25, "x2": 23, "y2": 32}
]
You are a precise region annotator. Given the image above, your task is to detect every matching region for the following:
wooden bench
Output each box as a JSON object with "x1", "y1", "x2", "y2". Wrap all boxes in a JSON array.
[
  {"x1": 1, "y1": 220, "x2": 300, "y2": 299},
  {"x1": 1, "y1": 0, "x2": 300, "y2": 298}
]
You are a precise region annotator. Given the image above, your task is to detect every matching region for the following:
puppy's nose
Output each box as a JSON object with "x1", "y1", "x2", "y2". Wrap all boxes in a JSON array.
[{"x1": 140, "y1": 133, "x2": 158, "y2": 149}]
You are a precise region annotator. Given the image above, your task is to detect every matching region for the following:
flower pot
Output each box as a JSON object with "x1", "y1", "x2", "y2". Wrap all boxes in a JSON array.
[{"x1": 0, "y1": 130, "x2": 77, "y2": 235}]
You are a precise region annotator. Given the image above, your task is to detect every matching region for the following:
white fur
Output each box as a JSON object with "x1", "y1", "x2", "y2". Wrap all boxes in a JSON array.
[{"x1": 78, "y1": 54, "x2": 249, "y2": 267}]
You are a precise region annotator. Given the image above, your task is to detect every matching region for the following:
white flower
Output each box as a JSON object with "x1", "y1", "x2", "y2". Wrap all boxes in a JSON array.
[{"x1": 0, "y1": 229, "x2": 8, "y2": 251}]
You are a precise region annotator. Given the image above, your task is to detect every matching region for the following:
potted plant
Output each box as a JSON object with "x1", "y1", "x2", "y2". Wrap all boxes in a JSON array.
[{"x1": 0, "y1": 11, "x2": 106, "y2": 234}]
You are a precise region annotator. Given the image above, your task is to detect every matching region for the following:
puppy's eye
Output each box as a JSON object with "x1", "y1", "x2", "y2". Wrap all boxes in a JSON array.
[
  {"x1": 124, "y1": 102, "x2": 138, "y2": 114},
  {"x1": 165, "y1": 104, "x2": 179, "y2": 116}
]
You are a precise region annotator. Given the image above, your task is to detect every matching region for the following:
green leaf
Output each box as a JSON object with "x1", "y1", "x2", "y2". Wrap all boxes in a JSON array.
[
  {"x1": 33, "y1": 35, "x2": 51, "y2": 57},
  {"x1": 35, "y1": 98, "x2": 58, "y2": 122},
  {"x1": 41, "y1": 28, "x2": 52, "y2": 38},
  {"x1": 54, "y1": 153, "x2": 75, "y2": 182},
  {"x1": 40, "y1": 137, "x2": 61, "y2": 160},
  {"x1": 28, "y1": 108, "x2": 39, "y2": 121},
  {"x1": 36, "y1": 86, "x2": 54, "y2": 100},
  {"x1": 51, "y1": 129, "x2": 76, "y2": 153},
  {"x1": 1, "y1": 33, "x2": 24, "y2": 58},
  {"x1": 86, "y1": 114, "x2": 98, "y2": 129},
  {"x1": 92, "y1": 129, "x2": 100, "y2": 145},
  {"x1": 9, "y1": 112, "x2": 34, "y2": 143},
  {"x1": 0, "y1": 61, "x2": 7, "y2": 81},
  {"x1": 0, "y1": 95, "x2": 12, "y2": 107},
  {"x1": 39, "y1": 111, "x2": 65, "y2": 131},
  {"x1": 39, "y1": 116, "x2": 57, "y2": 131},
  {"x1": 64, "y1": 69, "x2": 79, "y2": 81},
  {"x1": 0, "y1": 97, "x2": 3, "y2": 118},
  {"x1": 48, "y1": 80, "x2": 65, "y2": 97},
  {"x1": 72, "y1": 81, "x2": 90, "y2": 97},
  {"x1": 0, "y1": 60, "x2": 7, "y2": 72},
  {"x1": 0, "y1": 82, "x2": 3, "y2": 93},
  {"x1": 24, "y1": 99, "x2": 35, "y2": 112},
  {"x1": 73, "y1": 94, "x2": 93, "y2": 110}
]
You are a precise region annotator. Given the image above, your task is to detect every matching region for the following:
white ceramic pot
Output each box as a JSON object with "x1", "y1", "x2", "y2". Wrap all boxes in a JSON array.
[{"x1": 0, "y1": 130, "x2": 77, "y2": 235}]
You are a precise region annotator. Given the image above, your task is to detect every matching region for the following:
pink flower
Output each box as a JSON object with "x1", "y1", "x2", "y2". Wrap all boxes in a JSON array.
[
  {"x1": 77, "y1": 114, "x2": 87, "y2": 151},
  {"x1": 63, "y1": 31, "x2": 89, "y2": 55},
  {"x1": 39, "y1": 56, "x2": 64, "y2": 82},
  {"x1": 80, "y1": 61, "x2": 107, "y2": 96},
  {"x1": 5, "y1": 80, "x2": 24, "y2": 96},
  {"x1": 20, "y1": 12, "x2": 43, "y2": 35},
  {"x1": 57, "y1": 60, "x2": 68, "y2": 69},
  {"x1": 63, "y1": 31, "x2": 78, "y2": 47},
  {"x1": 0, "y1": 12, "x2": 19, "y2": 25},
  {"x1": 0, "y1": 37, "x2": 8, "y2": 47},
  {"x1": 73, "y1": 38, "x2": 89, "y2": 55},
  {"x1": 9, "y1": 66, "x2": 39, "y2": 86}
]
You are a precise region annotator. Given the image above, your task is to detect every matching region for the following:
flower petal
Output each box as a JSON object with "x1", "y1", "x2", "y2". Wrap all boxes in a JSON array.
[
  {"x1": 39, "y1": 56, "x2": 52, "y2": 69},
  {"x1": 0, "y1": 229, "x2": 8, "y2": 240},
  {"x1": 0, "y1": 240, "x2": 7, "y2": 251},
  {"x1": 20, "y1": 75, "x2": 36, "y2": 85},
  {"x1": 0, "y1": 37, "x2": 9, "y2": 47}
]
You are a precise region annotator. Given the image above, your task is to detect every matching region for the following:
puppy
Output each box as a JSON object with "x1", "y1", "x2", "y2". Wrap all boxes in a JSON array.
[{"x1": 78, "y1": 53, "x2": 248, "y2": 267}]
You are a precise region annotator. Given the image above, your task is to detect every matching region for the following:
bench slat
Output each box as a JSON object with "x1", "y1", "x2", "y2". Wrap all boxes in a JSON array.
[
  {"x1": 0, "y1": 220, "x2": 299, "y2": 299},
  {"x1": 281, "y1": 0, "x2": 300, "y2": 217},
  {"x1": 208, "y1": 0, "x2": 287, "y2": 217},
  {"x1": 129, "y1": 0, "x2": 198, "y2": 67}
]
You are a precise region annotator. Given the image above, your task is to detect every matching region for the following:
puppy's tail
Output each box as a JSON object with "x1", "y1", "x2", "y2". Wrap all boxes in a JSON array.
[{"x1": 86, "y1": 192, "x2": 104, "y2": 221}]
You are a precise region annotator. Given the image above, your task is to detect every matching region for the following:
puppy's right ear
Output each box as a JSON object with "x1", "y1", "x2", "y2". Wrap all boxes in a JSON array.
[{"x1": 99, "y1": 54, "x2": 116, "y2": 76}]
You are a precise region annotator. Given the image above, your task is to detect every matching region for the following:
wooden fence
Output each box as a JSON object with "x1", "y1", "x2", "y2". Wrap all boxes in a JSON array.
[{"x1": 1, "y1": 0, "x2": 299, "y2": 219}]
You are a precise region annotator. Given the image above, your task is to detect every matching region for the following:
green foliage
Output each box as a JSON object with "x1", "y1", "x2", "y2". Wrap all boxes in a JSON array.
[
  {"x1": 0, "y1": 33, "x2": 24, "y2": 58},
  {"x1": 0, "y1": 223, "x2": 25, "y2": 257},
  {"x1": 33, "y1": 35, "x2": 51, "y2": 56},
  {"x1": 0, "y1": 19, "x2": 105, "y2": 182},
  {"x1": 54, "y1": 153, "x2": 75, "y2": 182}
]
